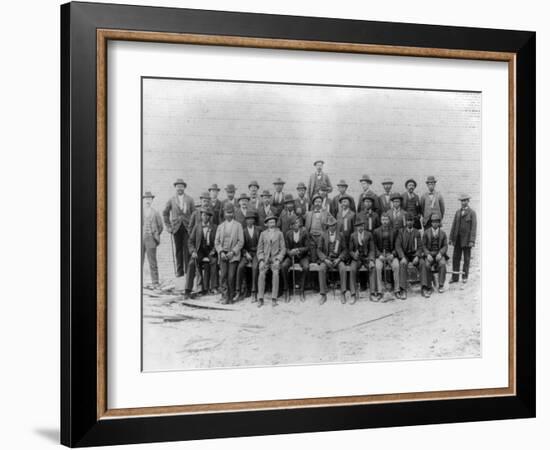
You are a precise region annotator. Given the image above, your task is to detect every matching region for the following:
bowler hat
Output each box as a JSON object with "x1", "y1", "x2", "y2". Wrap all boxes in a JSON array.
[
  {"x1": 426, "y1": 176, "x2": 437, "y2": 183},
  {"x1": 354, "y1": 218, "x2": 365, "y2": 227},
  {"x1": 260, "y1": 189, "x2": 272, "y2": 197},
  {"x1": 264, "y1": 214, "x2": 278, "y2": 224},
  {"x1": 327, "y1": 216, "x2": 337, "y2": 227},
  {"x1": 390, "y1": 193, "x2": 402, "y2": 202},
  {"x1": 208, "y1": 183, "x2": 220, "y2": 191},
  {"x1": 430, "y1": 213, "x2": 441, "y2": 222},
  {"x1": 381, "y1": 177, "x2": 394, "y2": 185},
  {"x1": 225, "y1": 184, "x2": 236, "y2": 193},
  {"x1": 359, "y1": 174, "x2": 372, "y2": 183},
  {"x1": 224, "y1": 203, "x2": 235, "y2": 213},
  {"x1": 237, "y1": 193, "x2": 250, "y2": 202},
  {"x1": 200, "y1": 207, "x2": 213, "y2": 216},
  {"x1": 273, "y1": 177, "x2": 285, "y2": 185},
  {"x1": 459, "y1": 193, "x2": 471, "y2": 201},
  {"x1": 173, "y1": 178, "x2": 187, "y2": 187},
  {"x1": 405, "y1": 178, "x2": 417, "y2": 188},
  {"x1": 296, "y1": 182, "x2": 307, "y2": 190},
  {"x1": 142, "y1": 191, "x2": 155, "y2": 199},
  {"x1": 199, "y1": 191, "x2": 210, "y2": 200},
  {"x1": 248, "y1": 180, "x2": 260, "y2": 188},
  {"x1": 313, "y1": 160, "x2": 325, "y2": 166},
  {"x1": 338, "y1": 194, "x2": 353, "y2": 204},
  {"x1": 283, "y1": 193, "x2": 294, "y2": 203},
  {"x1": 245, "y1": 210, "x2": 258, "y2": 221},
  {"x1": 336, "y1": 179, "x2": 348, "y2": 187},
  {"x1": 311, "y1": 194, "x2": 323, "y2": 204},
  {"x1": 362, "y1": 193, "x2": 376, "y2": 203},
  {"x1": 319, "y1": 183, "x2": 329, "y2": 191}
]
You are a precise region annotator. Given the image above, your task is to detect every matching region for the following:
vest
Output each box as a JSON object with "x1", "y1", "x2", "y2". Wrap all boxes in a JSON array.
[{"x1": 430, "y1": 232, "x2": 440, "y2": 252}]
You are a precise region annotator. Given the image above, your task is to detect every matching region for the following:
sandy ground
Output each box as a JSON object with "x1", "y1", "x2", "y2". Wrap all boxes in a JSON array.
[{"x1": 142, "y1": 268, "x2": 481, "y2": 372}]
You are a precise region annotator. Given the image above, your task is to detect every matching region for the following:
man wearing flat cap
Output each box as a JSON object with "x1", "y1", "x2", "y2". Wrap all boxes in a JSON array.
[
  {"x1": 388, "y1": 193, "x2": 407, "y2": 231},
  {"x1": 348, "y1": 218, "x2": 376, "y2": 304},
  {"x1": 281, "y1": 216, "x2": 310, "y2": 302},
  {"x1": 357, "y1": 194, "x2": 380, "y2": 233},
  {"x1": 449, "y1": 194, "x2": 477, "y2": 284},
  {"x1": 248, "y1": 180, "x2": 261, "y2": 210},
  {"x1": 277, "y1": 194, "x2": 298, "y2": 235},
  {"x1": 189, "y1": 191, "x2": 213, "y2": 234},
  {"x1": 220, "y1": 184, "x2": 238, "y2": 222},
  {"x1": 357, "y1": 174, "x2": 380, "y2": 214},
  {"x1": 257, "y1": 215, "x2": 286, "y2": 307},
  {"x1": 257, "y1": 190, "x2": 276, "y2": 231},
  {"x1": 308, "y1": 160, "x2": 333, "y2": 202},
  {"x1": 336, "y1": 194, "x2": 356, "y2": 243},
  {"x1": 184, "y1": 208, "x2": 218, "y2": 299},
  {"x1": 379, "y1": 178, "x2": 395, "y2": 213},
  {"x1": 271, "y1": 177, "x2": 287, "y2": 217},
  {"x1": 214, "y1": 203, "x2": 244, "y2": 304},
  {"x1": 419, "y1": 213, "x2": 448, "y2": 297},
  {"x1": 304, "y1": 194, "x2": 334, "y2": 263},
  {"x1": 142, "y1": 191, "x2": 163, "y2": 288},
  {"x1": 401, "y1": 178, "x2": 422, "y2": 230},
  {"x1": 208, "y1": 183, "x2": 222, "y2": 226},
  {"x1": 235, "y1": 210, "x2": 261, "y2": 302},
  {"x1": 163, "y1": 178, "x2": 195, "y2": 277},
  {"x1": 395, "y1": 213, "x2": 422, "y2": 299},
  {"x1": 420, "y1": 176, "x2": 445, "y2": 229},
  {"x1": 330, "y1": 179, "x2": 356, "y2": 217},
  {"x1": 294, "y1": 182, "x2": 309, "y2": 218},
  {"x1": 234, "y1": 192, "x2": 251, "y2": 227}
]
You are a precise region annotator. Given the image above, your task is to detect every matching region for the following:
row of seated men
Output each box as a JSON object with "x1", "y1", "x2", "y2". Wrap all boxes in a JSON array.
[{"x1": 183, "y1": 200, "x2": 450, "y2": 307}]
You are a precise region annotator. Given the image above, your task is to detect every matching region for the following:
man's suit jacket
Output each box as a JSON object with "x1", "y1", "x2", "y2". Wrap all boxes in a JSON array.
[
  {"x1": 373, "y1": 226, "x2": 398, "y2": 257},
  {"x1": 330, "y1": 193, "x2": 357, "y2": 217},
  {"x1": 395, "y1": 227, "x2": 422, "y2": 259},
  {"x1": 284, "y1": 228, "x2": 310, "y2": 259},
  {"x1": 307, "y1": 172, "x2": 333, "y2": 200},
  {"x1": 357, "y1": 210, "x2": 380, "y2": 233},
  {"x1": 188, "y1": 222, "x2": 217, "y2": 255},
  {"x1": 349, "y1": 230, "x2": 375, "y2": 262},
  {"x1": 214, "y1": 220, "x2": 244, "y2": 263},
  {"x1": 317, "y1": 230, "x2": 347, "y2": 262},
  {"x1": 304, "y1": 209, "x2": 334, "y2": 235},
  {"x1": 357, "y1": 189, "x2": 380, "y2": 213},
  {"x1": 294, "y1": 196, "x2": 309, "y2": 217},
  {"x1": 449, "y1": 207, "x2": 477, "y2": 247},
  {"x1": 420, "y1": 191, "x2": 445, "y2": 226},
  {"x1": 336, "y1": 209, "x2": 355, "y2": 240},
  {"x1": 278, "y1": 209, "x2": 298, "y2": 235},
  {"x1": 270, "y1": 191, "x2": 286, "y2": 217},
  {"x1": 422, "y1": 228, "x2": 448, "y2": 258},
  {"x1": 234, "y1": 207, "x2": 251, "y2": 227},
  {"x1": 163, "y1": 194, "x2": 195, "y2": 233},
  {"x1": 242, "y1": 225, "x2": 262, "y2": 256},
  {"x1": 378, "y1": 192, "x2": 394, "y2": 213},
  {"x1": 210, "y1": 198, "x2": 222, "y2": 225},
  {"x1": 387, "y1": 208, "x2": 407, "y2": 230},
  {"x1": 142, "y1": 208, "x2": 163, "y2": 249},
  {"x1": 257, "y1": 204, "x2": 276, "y2": 231},
  {"x1": 219, "y1": 197, "x2": 238, "y2": 222},
  {"x1": 257, "y1": 228, "x2": 286, "y2": 263},
  {"x1": 401, "y1": 192, "x2": 422, "y2": 217},
  {"x1": 248, "y1": 196, "x2": 261, "y2": 211}
]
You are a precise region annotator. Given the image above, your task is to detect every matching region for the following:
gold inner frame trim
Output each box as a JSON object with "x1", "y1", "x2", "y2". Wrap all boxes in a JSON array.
[{"x1": 96, "y1": 28, "x2": 517, "y2": 420}]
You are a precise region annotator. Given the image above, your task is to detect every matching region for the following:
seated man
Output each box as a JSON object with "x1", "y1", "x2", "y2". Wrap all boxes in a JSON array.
[
  {"x1": 395, "y1": 212, "x2": 422, "y2": 300},
  {"x1": 317, "y1": 216, "x2": 348, "y2": 305},
  {"x1": 372, "y1": 213, "x2": 400, "y2": 301},
  {"x1": 419, "y1": 213, "x2": 448, "y2": 297},
  {"x1": 184, "y1": 208, "x2": 217, "y2": 299},
  {"x1": 348, "y1": 218, "x2": 376, "y2": 304},
  {"x1": 281, "y1": 216, "x2": 310, "y2": 302},
  {"x1": 257, "y1": 215, "x2": 286, "y2": 307},
  {"x1": 235, "y1": 211, "x2": 261, "y2": 303}
]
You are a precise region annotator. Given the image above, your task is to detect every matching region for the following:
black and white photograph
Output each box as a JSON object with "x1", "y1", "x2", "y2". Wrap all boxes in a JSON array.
[{"x1": 141, "y1": 77, "x2": 481, "y2": 372}]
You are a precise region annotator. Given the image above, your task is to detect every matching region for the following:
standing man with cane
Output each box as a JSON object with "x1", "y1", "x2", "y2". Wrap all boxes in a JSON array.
[{"x1": 163, "y1": 178, "x2": 195, "y2": 278}]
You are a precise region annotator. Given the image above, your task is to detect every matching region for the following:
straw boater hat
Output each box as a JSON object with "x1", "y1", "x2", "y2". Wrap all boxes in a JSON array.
[
  {"x1": 237, "y1": 193, "x2": 250, "y2": 202},
  {"x1": 359, "y1": 174, "x2": 373, "y2": 183},
  {"x1": 225, "y1": 184, "x2": 236, "y2": 193},
  {"x1": 173, "y1": 178, "x2": 187, "y2": 187},
  {"x1": 208, "y1": 183, "x2": 220, "y2": 191},
  {"x1": 296, "y1": 182, "x2": 307, "y2": 190},
  {"x1": 405, "y1": 178, "x2": 417, "y2": 188},
  {"x1": 260, "y1": 189, "x2": 272, "y2": 197},
  {"x1": 199, "y1": 191, "x2": 210, "y2": 200},
  {"x1": 459, "y1": 193, "x2": 471, "y2": 201},
  {"x1": 142, "y1": 191, "x2": 155, "y2": 199},
  {"x1": 273, "y1": 177, "x2": 286, "y2": 185},
  {"x1": 264, "y1": 214, "x2": 278, "y2": 225},
  {"x1": 338, "y1": 194, "x2": 353, "y2": 204},
  {"x1": 248, "y1": 180, "x2": 260, "y2": 188},
  {"x1": 283, "y1": 193, "x2": 295, "y2": 203},
  {"x1": 425, "y1": 176, "x2": 437, "y2": 183}
]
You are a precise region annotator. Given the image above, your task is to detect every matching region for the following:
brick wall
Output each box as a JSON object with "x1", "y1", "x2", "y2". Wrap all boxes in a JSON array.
[{"x1": 142, "y1": 78, "x2": 480, "y2": 282}]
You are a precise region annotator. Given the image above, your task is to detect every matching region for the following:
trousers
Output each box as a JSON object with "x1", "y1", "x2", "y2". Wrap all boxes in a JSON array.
[
  {"x1": 452, "y1": 237, "x2": 472, "y2": 281},
  {"x1": 141, "y1": 244, "x2": 159, "y2": 284},
  {"x1": 419, "y1": 257, "x2": 447, "y2": 288},
  {"x1": 318, "y1": 260, "x2": 346, "y2": 294},
  {"x1": 185, "y1": 253, "x2": 217, "y2": 292},
  {"x1": 375, "y1": 255, "x2": 400, "y2": 293},
  {"x1": 349, "y1": 260, "x2": 376, "y2": 294},
  {"x1": 172, "y1": 226, "x2": 190, "y2": 277},
  {"x1": 398, "y1": 254, "x2": 419, "y2": 290},
  {"x1": 281, "y1": 256, "x2": 309, "y2": 292},
  {"x1": 258, "y1": 259, "x2": 280, "y2": 299},
  {"x1": 219, "y1": 260, "x2": 238, "y2": 300},
  {"x1": 236, "y1": 254, "x2": 259, "y2": 293}
]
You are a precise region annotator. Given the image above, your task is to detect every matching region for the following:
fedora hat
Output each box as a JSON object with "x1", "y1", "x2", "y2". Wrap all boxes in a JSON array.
[
  {"x1": 248, "y1": 180, "x2": 260, "y2": 188},
  {"x1": 142, "y1": 191, "x2": 155, "y2": 199},
  {"x1": 225, "y1": 184, "x2": 236, "y2": 193},
  {"x1": 405, "y1": 178, "x2": 417, "y2": 188},
  {"x1": 362, "y1": 193, "x2": 376, "y2": 203},
  {"x1": 296, "y1": 182, "x2": 307, "y2": 190},
  {"x1": 390, "y1": 193, "x2": 402, "y2": 202},
  {"x1": 273, "y1": 177, "x2": 286, "y2": 185},
  {"x1": 283, "y1": 193, "x2": 295, "y2": 203},
  {"x1": 224, "y1": 203, "x2": 235, "y2": 213},
  {"x1": 336, "y1": 179, "x2": 348, "y2": 187},
  {"x1": 313, "y1": 160, "x2": 325, "y2": 166},
  {"x1": 319, "y1": 183, "x2": 329, "y2": 192},
  {"x1": 264, "y1": 214, "x2": 278, "y2": 224},
  {"x1": 354, "y1": 218, "x2": 365, "y2": 227},
  {"x1": 425, "y1": 175, "x2": 437, "y2": 183},
  {"x1": 381, "y1": 177, "x2": 394, "y2": 185},
  {"x1": 199, "y1": 191, "x2": 210, "y2": 200},
  {"x1": 173, "y1": 178, "x2": 187, "y2": 187},
  {"x1": 430, "y1": 213, "x2": 442, "y2": 222},
  {"x1": 311, "y1": 194, "x2": 323, "y2": 204},
  {"x1": 359, "y1": 174, "x2": 372, "y2": 183},
  {"x1": 245, "y1": 210, "x2": 258, "y2": 221},
  {"x1": 199, "y1": 207, "x2": 213, "y2": 216},
  {"x1": 260, "y1": 189, "x2": 272, "y2": 197},
  {"x1": 338, "y1": 193, "x2": 353, "y2": 204},
  {"x1": 208, "y1": 183, "x2": 220, "y2": 191},
  {"x1": 327, "y1": 216, "x2": 338, "y2": 227},
  {"x1": 237, "y1": 192, "x2": 250, "y2": 202}
]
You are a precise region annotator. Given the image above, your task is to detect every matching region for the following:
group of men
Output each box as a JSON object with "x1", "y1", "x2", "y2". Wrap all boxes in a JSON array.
[{"x1": 142, "y1": 160, "x2": 477, "y2": 307}]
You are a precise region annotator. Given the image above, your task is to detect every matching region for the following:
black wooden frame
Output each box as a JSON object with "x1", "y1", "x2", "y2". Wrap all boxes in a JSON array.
[{"x1": 61, "y1": 1, "x2": 535, "y2": 447}]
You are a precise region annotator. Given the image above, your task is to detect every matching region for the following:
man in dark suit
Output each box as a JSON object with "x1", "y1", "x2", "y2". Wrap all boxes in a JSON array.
[
  {"x1": 330, "y1": 179, "x2": 356, "y2": 216},
  {"x1": 449, "y1": 194, "x2": 477, "y2": 284},
  {"x1": 208, "y1": 183, "x2": 222, "y2": 226},
  {"x1": 348, "y1": 218, "x2": 376, "y2": 304},
  {"x1": 271, "y1": 177, "x2": 286, "y2": 217},
  {"x1": 220, "y1": 184, "x2": 238, "y2": 222},
  {"x1": 294, "y1": 182, "x2": 309, "y2": 218},
  {"x1": 142, "y1": 191, "x2": 163, "y2": 288},
  {"x1": 388, "y1": 193, "x2": 407, "y2": 231},
  {"x1": 183, "y1": 208, "x2": 217, "y2": 299},
  {"x1": 419, "y1": 213, "x2": 448, "y2": 297},
  {"x1": 236, "y1": 211, "x2": 261, "y2": 302},
  {"x1": 317, "y1": 216, "x2": 348, "y2": 304},
  {"x1": 395, "y1": 213, "x2": 422, "y2": 299},
  {"x1": 257, "y1": 190, "x2": 275, "y2": 231},
  {"x1": 401, "y1": 178, "x2": 422, "y2": 229},
  {"x1": 234, "y1": 193, "x2": 251, "y2": 227},
  {"x1": 378, "y1": 178, "x2": 395, "y2": 213},
  {"x1": 307, "y1": 160, "x2": 333, "y2": 202},
  {"x1": 248, "y1": 180, "x2": 261, "y2": 210},
  {"x1": 281, "y1": 216, "x2": 310, "y2": 302},
  {"x1": 372, "y1": 213, "x2": 400, "y2": 301},
  {"x1": 357, "y1": 195, "x2": 380, "y2": 233},
  {"x1": 420, "y1": 176, "x2": 445, "y2": 228},
  {"x1": 278, "y1": 194, "x2": 297, "y2": 235},
  {"x1": 357, "y1": 174, "x2": 380, "y2": 213},
  {"x1": 189, "y1": 191, "x2": 213, "y2": 233},
  {"x1": 335, "y1": 194, "x2": 355, "y2": 243},
  {"x1": 163, "y1": 178, "x2": 195, "y2": 277}
]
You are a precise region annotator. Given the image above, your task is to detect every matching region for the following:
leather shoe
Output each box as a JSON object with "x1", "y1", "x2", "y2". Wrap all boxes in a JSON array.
[
  {"x1": 349, "y1": 294, "x2": 357, "y2": 305},
  {"x1": 257, "y1": 298, "x2": 264, "y2": 307},
  {"x1": 272, "y1": 298, "x2": 278, "y2": 307},
  {"x1": 319, "y1": 294, "x2": 327, "y2": 305}
]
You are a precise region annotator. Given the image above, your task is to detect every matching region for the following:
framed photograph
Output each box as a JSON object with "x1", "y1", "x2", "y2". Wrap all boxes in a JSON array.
[{"x1": 61, "y1": 1, "x2": 535, "y2": 447}]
